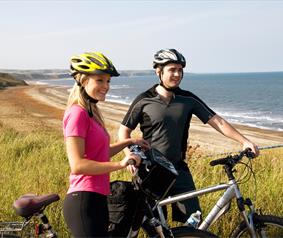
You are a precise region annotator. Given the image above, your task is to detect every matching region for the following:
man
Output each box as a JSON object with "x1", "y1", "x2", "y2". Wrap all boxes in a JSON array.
[{"x1": 118, "y1": 48, "x2": 259, "y2": 223}]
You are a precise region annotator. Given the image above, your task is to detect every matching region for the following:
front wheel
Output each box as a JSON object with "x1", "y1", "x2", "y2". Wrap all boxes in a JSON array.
[
  {"x1": 231, "y1": 214, "x2": 283, "y2": 238},
  {"x1": 170, "y1": 226, "x2": 218, "y2": 237}
]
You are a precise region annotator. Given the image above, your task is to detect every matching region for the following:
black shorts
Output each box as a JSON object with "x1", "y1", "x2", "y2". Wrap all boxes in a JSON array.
[{"x1": 63, "y1": 191, "x2": 109, "y2": 237}]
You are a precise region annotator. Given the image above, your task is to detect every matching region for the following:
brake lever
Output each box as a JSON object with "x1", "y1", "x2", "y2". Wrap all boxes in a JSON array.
[{"x1": 143, "y1": 160, "x2": 152, "y2": 172}]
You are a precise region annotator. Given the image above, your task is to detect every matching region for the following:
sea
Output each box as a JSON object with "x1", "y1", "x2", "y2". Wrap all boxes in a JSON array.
[{"x1": 37, "y1": 71, "x2": 283, "y2": 132}]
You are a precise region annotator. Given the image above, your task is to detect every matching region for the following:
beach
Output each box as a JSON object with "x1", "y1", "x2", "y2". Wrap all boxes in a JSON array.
[{"x1": 1, "y1": 84, "x2": 282, "y2": 155}]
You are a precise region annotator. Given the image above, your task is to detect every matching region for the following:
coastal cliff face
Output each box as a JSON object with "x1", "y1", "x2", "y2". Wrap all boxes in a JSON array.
[
  {"x1": 0, "y1": 69, "x2": 70, "y2": 81},
  {"x1": 0, "y1": 72, "x2": 28, "y2": 88}
]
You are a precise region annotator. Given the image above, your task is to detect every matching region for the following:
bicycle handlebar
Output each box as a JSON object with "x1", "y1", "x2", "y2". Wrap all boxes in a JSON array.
[
  {"x1": 127, "y1": 159, "x2": 136, "y2": 166},
  {"x1": 210, "y1": 148, "x2": 255, "y2": 167},
  {"x1": 128, "y1": 145, "x2": 256, "y2": 169}
]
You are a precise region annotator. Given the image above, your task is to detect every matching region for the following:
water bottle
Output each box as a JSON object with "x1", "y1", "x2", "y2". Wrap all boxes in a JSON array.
[{"x1": 185, "y1": 210, "x2": 201, "y2": 228}]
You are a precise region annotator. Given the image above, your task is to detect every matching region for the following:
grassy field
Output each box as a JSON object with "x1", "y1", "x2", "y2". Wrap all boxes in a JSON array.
[{"x1": 0, "y1": 122, "x2": 282, "y2": 237}]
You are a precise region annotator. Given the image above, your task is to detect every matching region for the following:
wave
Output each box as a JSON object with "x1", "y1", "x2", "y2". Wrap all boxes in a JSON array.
[
  {"x1": 218, "y1": 111, "x2": 283, "y2": 123},
  {"x1": 216, "y1": 110, "x2": 283, "y2": 131},
  {"x1": 228, "y1": 121, "x2": 283, "y2": 132},
  {"x1": 110, "y1": 85, "x2": 131, "y2": 89},
  {"x1": 105, "y1": 98, "x2": 131, "y2": 105}
]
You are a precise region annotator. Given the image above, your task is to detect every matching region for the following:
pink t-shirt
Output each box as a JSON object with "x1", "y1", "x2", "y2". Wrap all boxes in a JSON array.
[{"x1": 63, "y1": 105, "x2": 110, "y2": 195}]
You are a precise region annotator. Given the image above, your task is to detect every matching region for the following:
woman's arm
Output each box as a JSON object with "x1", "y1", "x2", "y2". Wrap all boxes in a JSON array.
[
  {"x1": 109, "y1": 137, "x2": 149, "y2": 157},
  {"x1": 66, "y1": 136, "x2": 139, "y2": 175}
]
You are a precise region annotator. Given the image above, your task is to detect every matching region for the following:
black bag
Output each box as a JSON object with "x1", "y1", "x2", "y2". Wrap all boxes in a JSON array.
[
  {"x1": 136, "y1": 148, "x2": 178, "y2": 200},
  {"x1": 108, "y1": 180, "x2": 137, "y2": 237}
]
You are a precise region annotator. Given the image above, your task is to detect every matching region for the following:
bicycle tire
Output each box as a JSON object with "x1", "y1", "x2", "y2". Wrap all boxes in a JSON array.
[
  {"x1": 169, "y1": 226, "x2": 218, "y2": 238},
  {"x1": 231, "y1": 214, "x2": 283, "y2": 238}
]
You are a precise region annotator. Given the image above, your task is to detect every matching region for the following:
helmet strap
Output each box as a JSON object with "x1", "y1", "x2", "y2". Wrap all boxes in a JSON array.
[
  {"x1": 80, "y1": 87, "x2": 98, "y2": 118},
  {"x1": 87, "y1": 99, "x2": 94, "y2": 118},
  {"x1": 159, "y1": 81, "x2": 178, "y2": 92},
  {"x1": 76, "y1": 80, "x2": 82, "y2": 87}
]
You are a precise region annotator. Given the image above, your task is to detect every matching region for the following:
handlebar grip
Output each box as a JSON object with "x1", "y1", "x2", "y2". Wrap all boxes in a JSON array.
[
  {"x1": 127, "y1": 159, "x2": 136, "y2": 166},
  {"x1": 244, "y1": 148, "x2": 256, "y2": 159},
  {"x1": 210, "y1": 158, "x2": 227, "y2": 166},
  {"x1": 210, "y1": 148, "x2": 256, "y2": 167}
]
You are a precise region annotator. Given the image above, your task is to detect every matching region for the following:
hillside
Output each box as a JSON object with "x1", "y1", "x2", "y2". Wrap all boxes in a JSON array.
[{"x1": 0, "y1": 72, "x2": 28, "y2": 88}]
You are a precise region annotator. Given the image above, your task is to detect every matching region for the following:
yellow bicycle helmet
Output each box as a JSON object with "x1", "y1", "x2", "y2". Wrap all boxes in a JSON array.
[{"x1": 70, "y1": 52, "x2": 120, "y2": 77}]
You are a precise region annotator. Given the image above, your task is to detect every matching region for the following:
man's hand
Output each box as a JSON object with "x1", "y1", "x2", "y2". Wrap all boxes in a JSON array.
[
  {"x1": 242, "y1": 141, "x2": 259, "y2": 157},
  {"x1": 131, "y1": 138, "x2": 150, "y2": 150}
]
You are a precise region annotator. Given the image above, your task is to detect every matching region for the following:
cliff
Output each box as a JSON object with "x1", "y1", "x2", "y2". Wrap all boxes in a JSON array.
[{"x1": 0, "y1": 72, "x2": 28, "y2": 88}]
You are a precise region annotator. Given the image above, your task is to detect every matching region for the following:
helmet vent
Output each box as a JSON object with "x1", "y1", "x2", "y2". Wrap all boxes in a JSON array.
[
  {"x1": 87, "y1": 56, "x2": 104, "y2": 67},
  {"x1": 79, "y1": 65, "x2": 90, "y2": 69},
  {"x1": 71, "y1": 59, "x2": 82, "y2": 63}
]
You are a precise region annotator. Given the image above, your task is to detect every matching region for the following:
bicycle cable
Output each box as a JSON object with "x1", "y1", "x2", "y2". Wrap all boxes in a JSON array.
[
  {"x1": 235, "y1": 161, "x2": 251, "y2": 184},
  {"x1": 235, "y1": 158, "x2": 257, "y2": 202}
]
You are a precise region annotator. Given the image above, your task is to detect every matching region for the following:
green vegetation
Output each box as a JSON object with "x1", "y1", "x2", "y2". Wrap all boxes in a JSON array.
[
  {"x1": 0, "y1": 124, "x2": 70, "y2": 237},
  {"x1": 0, "y1": 123, "x2": 282, "y2": 237}
]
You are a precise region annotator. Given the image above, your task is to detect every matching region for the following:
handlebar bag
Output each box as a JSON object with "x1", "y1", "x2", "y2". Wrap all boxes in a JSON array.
[{"x1": 137, "y1": 148, "x2": 179, "y2": 200}]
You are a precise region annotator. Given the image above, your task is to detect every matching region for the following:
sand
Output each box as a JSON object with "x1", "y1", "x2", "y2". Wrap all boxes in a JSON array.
[{"x1": 0, "y1": 85, "x2": 282, "y2": 155}]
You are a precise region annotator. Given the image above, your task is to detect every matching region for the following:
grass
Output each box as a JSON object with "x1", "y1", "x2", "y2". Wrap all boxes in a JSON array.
[
  {"x1": 0, "y1": 123, "x2": 282, "y2": 237},
  {"x1": 0, "y1": 125, "x2": 70, "y2": 237}
]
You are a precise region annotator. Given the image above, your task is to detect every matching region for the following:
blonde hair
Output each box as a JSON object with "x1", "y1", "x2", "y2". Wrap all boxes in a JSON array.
[{"x1": 67, "y1": 73, "x2": 105, "y2": 127}]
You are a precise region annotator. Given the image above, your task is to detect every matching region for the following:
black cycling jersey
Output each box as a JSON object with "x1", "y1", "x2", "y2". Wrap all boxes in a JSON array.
[{"x1": 122, "y1": 84, "x2": 216, "y2": 164}]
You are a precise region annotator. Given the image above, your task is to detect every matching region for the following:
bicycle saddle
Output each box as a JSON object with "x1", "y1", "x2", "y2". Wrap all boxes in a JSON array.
[{"x1": 13, "y1": 193, "x2": 60, "y2": 218}]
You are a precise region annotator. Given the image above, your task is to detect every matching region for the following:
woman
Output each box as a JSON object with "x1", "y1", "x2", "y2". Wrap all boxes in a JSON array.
[{"x1": 63, "y1": 52, "x2": 149, "y2": 237}]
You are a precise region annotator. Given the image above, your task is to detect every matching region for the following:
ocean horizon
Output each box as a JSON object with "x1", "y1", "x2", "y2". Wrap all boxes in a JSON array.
[{"x1": 36, "y1": 71, "x2": 283, "y2": 132}]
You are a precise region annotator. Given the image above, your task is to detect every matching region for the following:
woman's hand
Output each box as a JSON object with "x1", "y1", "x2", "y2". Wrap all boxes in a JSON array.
[
  {"x1": 120, "y1": 153, "x2": 141, "y2": 169},
  {"x1": 131, "y1": 138, "x2": 150, "y2": 150}
]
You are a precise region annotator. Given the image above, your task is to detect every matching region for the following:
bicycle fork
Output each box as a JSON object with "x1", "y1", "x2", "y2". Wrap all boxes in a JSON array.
[{"x1": 236, "y1": 193, "x2": 258, "y2": 237}]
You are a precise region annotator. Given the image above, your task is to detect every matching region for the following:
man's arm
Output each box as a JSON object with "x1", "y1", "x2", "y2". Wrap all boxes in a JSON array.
[
  {"x1": 118, "y1": 124, "x2": 135, "y2": 156},
  {"x1": 207, "y1": 114, "x2": 259, "y2": 156}
]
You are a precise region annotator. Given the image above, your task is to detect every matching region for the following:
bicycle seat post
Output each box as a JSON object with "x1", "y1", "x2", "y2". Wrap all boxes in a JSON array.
[{"x1": 36, "y1": 212, "x2": 57, "y2": 237}]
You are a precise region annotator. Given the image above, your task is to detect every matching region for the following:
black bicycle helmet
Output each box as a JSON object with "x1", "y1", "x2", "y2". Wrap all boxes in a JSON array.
[{"x1": 153, "y1": 49, "x2": 186, "y2": 69}]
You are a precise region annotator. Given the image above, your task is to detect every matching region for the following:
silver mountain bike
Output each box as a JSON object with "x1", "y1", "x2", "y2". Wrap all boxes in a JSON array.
[{"x1": 155, "y1": 148, "x2": 283, "y2": 237}]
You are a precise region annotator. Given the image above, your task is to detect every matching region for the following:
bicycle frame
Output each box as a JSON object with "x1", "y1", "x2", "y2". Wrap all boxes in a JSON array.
[{"x1": 156, "y1": 178, "x2": 257, "y2": 237}]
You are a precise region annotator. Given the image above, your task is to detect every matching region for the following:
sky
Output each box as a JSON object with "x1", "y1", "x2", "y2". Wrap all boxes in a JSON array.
[{"x1": 0, "y1": 0, "x2": 282, "y2": 73}]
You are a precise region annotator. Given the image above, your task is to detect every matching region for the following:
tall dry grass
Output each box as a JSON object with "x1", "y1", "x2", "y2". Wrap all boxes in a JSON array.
[{"x1": 0, "y1": 123, "x2": 282, "y2": 237}]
